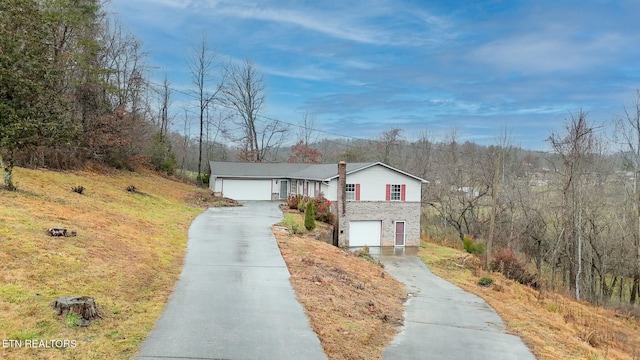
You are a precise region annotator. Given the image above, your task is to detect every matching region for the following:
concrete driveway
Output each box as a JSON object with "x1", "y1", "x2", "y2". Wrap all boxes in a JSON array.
[
  {"x1": 372, "y1": 247, "x2": 536, "y2": 360},
  {"x1": 136, "y1": 201, "x2": 326, "y2": 360}
]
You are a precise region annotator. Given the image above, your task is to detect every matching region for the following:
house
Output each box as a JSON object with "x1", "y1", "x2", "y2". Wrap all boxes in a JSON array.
[{"x1": 209, "y1": 160, "x2": 428, "y2": 247}]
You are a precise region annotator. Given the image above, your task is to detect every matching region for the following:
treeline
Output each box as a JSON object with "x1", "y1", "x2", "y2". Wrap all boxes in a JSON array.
[
  {"x1": 0, "y1": 0, "x2": 171, "y2": 189},
  {"x1": 0, "y1": 0, "x2": 289, "y2": 189}
]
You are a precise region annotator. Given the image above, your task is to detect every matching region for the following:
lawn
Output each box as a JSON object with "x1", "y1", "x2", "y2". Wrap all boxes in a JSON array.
[{"x1": 0, "y1": 166, "x2": 211, "y2": 359}]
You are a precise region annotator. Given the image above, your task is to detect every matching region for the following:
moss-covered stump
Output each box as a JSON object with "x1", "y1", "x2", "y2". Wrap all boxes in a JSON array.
[{"x1": 52, "y1": 296, "x2": 102, "y2": 326}]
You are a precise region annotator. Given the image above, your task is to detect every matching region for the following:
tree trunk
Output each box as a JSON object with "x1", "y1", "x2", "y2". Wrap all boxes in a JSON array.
[
  {"x1": 486, "y1": 151, "x2": 500, "y2": 269},
  {"x1": 0, "y1": 152, "x2": 15, "y2": 191},
  {"x1": 631, "y1": 272, "x2": 639, "y2": 304}
]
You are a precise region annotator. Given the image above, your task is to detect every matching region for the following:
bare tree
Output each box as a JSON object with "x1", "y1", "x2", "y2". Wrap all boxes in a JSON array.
[
  {"x1": 614, "y1": 90, "x2": 640, "y2": 303},
  {"x1": 425, "y1": 130, "x2": 490, "y2": 242},
  {"x1": 548, "y1": 110, "x2": 598, "y2": 300},
  {"x1": 409, "y1": 129, "x2": 435, "y2": 180},
  {"x1": 224, "y1": 59, "x2": 287, "y2": 161},
  {"x1": 297, "y1": 110, "x2": 318, "y2": 146},
  {"x1": 485, "y1": 130, "x2": 513, "y2": 268},
  {"x1": 187, "y1": 36, "x2": 224, "y2": 184},
  {"x1": 158, "y1": 73, "x2": 172, "y2": 138},
  {"x1": 376, "y1": 128, "x2": 403, "y2": 165}
]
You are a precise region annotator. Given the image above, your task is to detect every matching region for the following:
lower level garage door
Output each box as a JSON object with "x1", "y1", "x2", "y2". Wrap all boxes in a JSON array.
[
  {"x1": 349, "y1": 220, "x2": 382, "y2": 247},
  {"x1": 221, "y1": 179, "x2": 271, "y2": 200}
]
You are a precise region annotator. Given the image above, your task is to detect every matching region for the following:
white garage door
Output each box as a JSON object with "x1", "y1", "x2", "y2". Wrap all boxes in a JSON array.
[
  {"x1": 349, "y1": 221, "x2": 382, "y2": 247},
  {"x1": 221, "y1": 179, "x2": 272, "y2": 200}
]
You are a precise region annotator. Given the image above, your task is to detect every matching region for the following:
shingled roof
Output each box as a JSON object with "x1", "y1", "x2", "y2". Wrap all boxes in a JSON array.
[{"x1": 209, "y1": 161, "x2": 428, "y2": 183}]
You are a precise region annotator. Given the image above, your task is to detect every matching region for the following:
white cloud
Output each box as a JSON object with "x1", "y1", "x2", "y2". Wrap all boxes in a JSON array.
[
  {"x1": 260, "y1": 64, "x2": 339, "y2": 82},
  {"x1": 134, "y1": 0, "x2": 192, "y2": 9},
  {"x1": 188, "y1": 0, "x2": 452, "y2": 46},
  {"x1": 471, "y1": 25, "x2": 626, "y2": 74}
]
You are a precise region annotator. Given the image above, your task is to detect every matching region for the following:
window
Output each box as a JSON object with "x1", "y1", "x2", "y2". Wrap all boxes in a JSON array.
[
  {"x1": 390, "y1": 184, "x2": 402, "y2": 201},
  {"x1": 346, "y1": 184, "x2": 355, "y2": 200},
  {"x1": 386, "y1": 184, "x2": 406, "y2": 201}
]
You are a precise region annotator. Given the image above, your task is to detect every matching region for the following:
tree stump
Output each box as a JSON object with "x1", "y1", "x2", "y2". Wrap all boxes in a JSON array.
[
  {"x1": 52, "y1": 296, "x2": 101, "y2": 326},
  {"x1": 48, "y1": 228, "x2": 77, "y2": 237},
  {"x1": 48, "y1": 227, "x2": 67, "y2": 237}
]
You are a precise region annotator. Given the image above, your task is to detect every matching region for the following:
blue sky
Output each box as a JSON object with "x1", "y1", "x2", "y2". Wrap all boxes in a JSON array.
[{"x1": 107, "y1": 0, "x2": 640, "y2": 150}]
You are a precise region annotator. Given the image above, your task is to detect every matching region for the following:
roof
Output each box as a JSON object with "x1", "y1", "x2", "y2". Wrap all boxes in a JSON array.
[
  {"x1": 209, "y1": 161, "x2": 310, "y2": 178},
  {"x1": 209, "y1": 161, "x2": 428, "y2": 183}
]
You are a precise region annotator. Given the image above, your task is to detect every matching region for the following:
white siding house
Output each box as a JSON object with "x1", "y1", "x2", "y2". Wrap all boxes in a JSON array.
[{"x1": 209, "y1": 161, "x2": 428, "y2": 247}]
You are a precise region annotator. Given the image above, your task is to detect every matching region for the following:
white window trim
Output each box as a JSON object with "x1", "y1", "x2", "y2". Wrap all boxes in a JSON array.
[
  {"x1": 346, "y1": 183, "x2": 355, "y2": 201},
  {"x1": 394, "y1": 220, "x2": 406, "y2": 246},
  {"x1": 390, "y1": 184, "x2": 402, "y2": 201}
]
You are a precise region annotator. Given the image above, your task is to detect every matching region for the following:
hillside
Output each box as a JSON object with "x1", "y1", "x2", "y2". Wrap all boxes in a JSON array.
[
  {"x1": 419, "y1": 239, "x2": 640, "y2": 360},
  {"x1": 0, "y1": 166, "x2": 209, "y2": 359},
  {"x1": 3, "y1": 166, "x2": 639, "y2": 360},
  {"x1": 273, "y1": 211, "x2": 407, "y2": 360}
]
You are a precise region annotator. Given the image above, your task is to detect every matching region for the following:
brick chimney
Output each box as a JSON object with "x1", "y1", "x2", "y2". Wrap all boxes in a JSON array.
[{"x1": 335, "y1": 161, "x2": 347, "y2": 247}]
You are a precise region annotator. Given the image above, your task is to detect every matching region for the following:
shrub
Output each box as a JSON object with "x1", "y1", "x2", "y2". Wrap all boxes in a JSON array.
[
  {"x1": 282, "y1": 214, "x2": 302, "y2": 234},
  {"x1": 305, "y1": 201, "x2": 316, "y2": 231},
  {"x1": 490, "y1": 248, "x2": 539, "y2": 289},
  {"x1": 314, "y1": 194, "x2": 333, "y2": 223},
  {"x1": 462, "y1": 235, "x2": 485, "y2": 255},
  {"x1": 478, "y1": 277, "x2": 493, "y2": 287},
  {"x1": 286, "y1": 194, "x2": 302, "y2": 209},
  {"x1": 353, "y1": 246, "x2": 384, "y2": 268},
  {"x1": 196, "y1": 174, "x2": 210, "y2": 186},
  {"x1": 71, "y1": 186, "x2": 85, "y2": 194},
  {"x1": 149, "y1": 132, "x2": 177, "y2": 175},
  {"x1": 298, "y1": 196, "x2": 308, "y2": 212}
]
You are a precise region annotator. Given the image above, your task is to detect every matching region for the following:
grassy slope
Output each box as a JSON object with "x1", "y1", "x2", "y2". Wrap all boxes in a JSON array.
[
  {"x1": 419, "y1": 239, "x2": 640, "y2": 360},
  {"x1": 0, "y1": 166, "x2": 206, "y2": 359},
  {"x1": 274, "y1": 212, "x2": 406, "y2": 360}
]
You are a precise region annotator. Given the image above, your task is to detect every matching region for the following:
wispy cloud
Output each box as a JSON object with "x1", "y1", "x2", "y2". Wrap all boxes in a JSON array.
[
  {"x1": 260, "y1": 64, "x2": 340, "y2": 82},
  {"x1": 206, "y1": 3, "x2": 389, "y2": 45},
  {"x1": 133, "y1": 0, "x2": 192, "y2": 9},
  {"x1": 106, "y1": 0, "x2": 640, "y2": 150},
  {"x1": 472, "y1": 31, "x2": 625, "y2": 74},
  {"x1": 184, "y1": 0, "x2": 455, "y2": 47}
]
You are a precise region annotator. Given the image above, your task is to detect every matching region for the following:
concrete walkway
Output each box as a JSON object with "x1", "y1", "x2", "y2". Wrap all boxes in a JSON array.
[
  {"x1": 372, "y1": 247, "x2": 536, "y2": 360},
  {"x1": 136, "y1": 202, "x2": 326, "y2": 360}
]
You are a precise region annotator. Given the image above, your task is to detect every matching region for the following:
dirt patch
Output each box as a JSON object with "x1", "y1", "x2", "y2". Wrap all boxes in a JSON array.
[
  {"x1": 184, "y1": 192, "x2": 241, "y2": 207},
  {"x1": 274, "y1": 229, "x2": 407, "y2": 360}
]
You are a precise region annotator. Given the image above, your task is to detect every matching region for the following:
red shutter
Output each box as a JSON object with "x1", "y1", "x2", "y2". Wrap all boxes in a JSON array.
[
  {"x1": 385, "y1": 184, "x2": 391, "y2": 201},
  {"x1": 401, "y1": 184, "x2": 406, "y2": 201},
  {"x1": 355, "y1": 184, "x2": 360, "y2": 201}
]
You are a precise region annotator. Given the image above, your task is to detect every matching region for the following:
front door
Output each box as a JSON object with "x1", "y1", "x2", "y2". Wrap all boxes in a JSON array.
[
  {"x1": 394, "y1": 221, "x2": 405, "y2": 246},
  {"x1": 279, "y1": 180, "x2": 289, "y2": 199}
]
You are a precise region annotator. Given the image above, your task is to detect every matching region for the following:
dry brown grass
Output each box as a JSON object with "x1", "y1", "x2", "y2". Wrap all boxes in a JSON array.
[
  {"x1": 274, "y1": 212, "x2": 407, "y2": 360},
  {"x1": 0, "y1": 166, "x2": 213, "y2": 359},
  {"x1": 419, "y1": 237, "x2": 640, "y2": 360}
]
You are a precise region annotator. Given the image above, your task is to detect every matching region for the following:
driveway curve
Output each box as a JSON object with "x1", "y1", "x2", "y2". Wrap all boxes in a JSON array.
[
  {"x1": 136, "y1": 201, "x2": 326, "y2": 360},
  {"x1": 374, "y1": 248, "x2": 536, "y2": 360}
]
